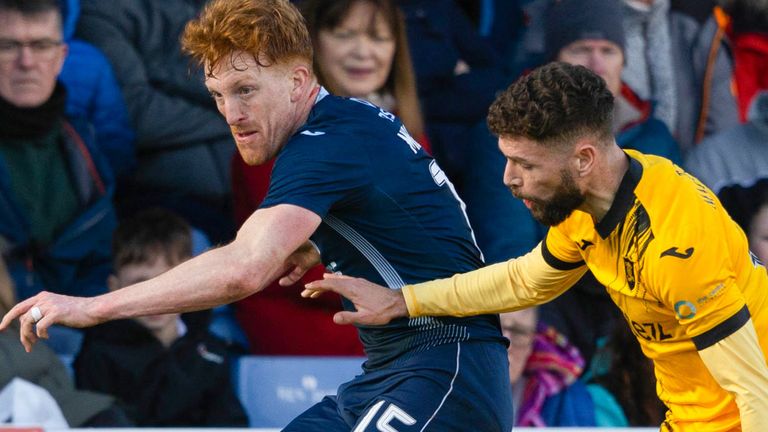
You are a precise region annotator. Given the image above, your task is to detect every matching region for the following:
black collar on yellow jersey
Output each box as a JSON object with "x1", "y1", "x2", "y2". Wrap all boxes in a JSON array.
[{"x1": 595, "y1": 155, "x2": 643, "y2": 238}]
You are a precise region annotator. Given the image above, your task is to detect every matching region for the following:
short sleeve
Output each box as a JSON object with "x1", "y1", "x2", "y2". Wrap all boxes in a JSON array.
[
  {"x1": 260, "y1": 134, "x2": 371, "y2": 218},
  {"x1": 542, "y1": 225, "x2": 585, "y2": 270},
  {"x1": 656, "y1": 227, "x2": 748, "y2": 349}
]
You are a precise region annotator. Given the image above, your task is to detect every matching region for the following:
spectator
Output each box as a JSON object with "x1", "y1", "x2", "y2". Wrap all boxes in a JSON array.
[
  {"x1": 399, "y1": 0, "x2": 542, "y2": 261},
  {"x1": 717, "y1": 0, "x2": 768, "y2": 122},
  {"x1": 620, "y1": 0, "x2": 739, "y2": 152},
  {"x1": 685, "y1": 90, "x2": 768, "y2": 229},
  {"x1": 0, "y1": 258, "x2": 131, "y2": 427},
  {"x1": 75, "y1": 0, "x2": 236, "y2": 244},
  {"x1": 0, "y1": 0, "x2": 116, "y2": 301},
  {"x1": 547, "y1": 0, "x2": 682, "y2": 163},
  {"x1": 746, "y1": 184, "x2": 768, "y2": 265},
  {"x1": 500, "y1": 308, "x2": 594, "y2": 426},
  {"x1": 304, "y1": 0, "x2": 428, "y2": 145},
  {"x1": 588, "y1": 322, "x2": 667, "y2": 426},
  {"x1": 57, "y1": 0, "x2": 135, "y2": 181},
  {"x1": 74, "y1": 209, "x2": 248, "y2": 426}
]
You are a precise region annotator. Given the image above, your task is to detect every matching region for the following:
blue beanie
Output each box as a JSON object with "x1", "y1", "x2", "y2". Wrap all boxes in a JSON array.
[{"x1": 544, "y1": 0, "x2": 626, "y2": 61}]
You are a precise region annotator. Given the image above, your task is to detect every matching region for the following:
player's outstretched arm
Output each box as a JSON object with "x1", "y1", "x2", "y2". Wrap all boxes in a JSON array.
[
  {"x1": 0, "y1": 204, "x2": 322, "y2": 352},
  {"x1": 303, "y1": 274, "x2": 408, "y2": 325}
]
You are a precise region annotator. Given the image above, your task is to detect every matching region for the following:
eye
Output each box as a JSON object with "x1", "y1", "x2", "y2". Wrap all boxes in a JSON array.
[
  {"x1": 370, "y1": 33, "x2": 393, "y2": 43},
  {"x1": 238, "y1": 86, "x2": 255, "y2": 96},
  {"x1": 331, "y1": 30, "x2": 355, "y2": 40},
  {"x1": 209, "y1": 90, "x2": 222, "y2": 100}
]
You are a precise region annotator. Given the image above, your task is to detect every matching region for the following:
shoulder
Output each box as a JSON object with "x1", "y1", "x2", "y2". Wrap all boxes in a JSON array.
[{"x1": 633, "y1": 152, "x2": 717, "y2": 236}]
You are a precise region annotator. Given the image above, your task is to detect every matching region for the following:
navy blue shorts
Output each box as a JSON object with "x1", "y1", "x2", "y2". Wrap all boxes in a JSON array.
[{"x1": 283, "y1": 341, "x2": 513, "y2": 431}]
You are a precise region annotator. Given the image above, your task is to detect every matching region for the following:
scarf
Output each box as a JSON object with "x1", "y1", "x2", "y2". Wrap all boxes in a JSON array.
[
  {"x1": 621, "y1": 0, "x2": 677, "y2": 134},
  {"x1": 516, "y1": 324, "x2": 585, "y2": 426},
  {"x1": 0, "y1": 82, "x2": 67, "y2": 140}
]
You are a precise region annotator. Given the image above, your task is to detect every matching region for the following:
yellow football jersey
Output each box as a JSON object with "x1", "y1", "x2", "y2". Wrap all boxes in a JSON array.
[{"x1": 543, "y1": 151, "x2": 768, "y2": 430}]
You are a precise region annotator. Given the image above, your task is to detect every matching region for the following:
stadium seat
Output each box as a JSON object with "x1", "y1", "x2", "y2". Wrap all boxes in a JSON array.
[{"x1": 234, "y1": 355, "x2": 366, "y2": 428}]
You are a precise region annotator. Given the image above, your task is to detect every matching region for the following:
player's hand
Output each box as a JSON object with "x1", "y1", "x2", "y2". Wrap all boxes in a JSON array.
[
  {"x1": 302, "y1": 274, "x2": 408, "y2": 325},
  {"x1": 280, "y1": 241, "x2": 322, "y2": 286},
  {"x1": 0, "y1": 291, "x2": 100, "y2": 352}
]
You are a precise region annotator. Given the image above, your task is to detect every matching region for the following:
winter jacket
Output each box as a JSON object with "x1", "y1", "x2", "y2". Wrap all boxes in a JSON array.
[
  {"x1": 685, "y1": 91, "x2": 768, "y2": 194},
  {"x1": 0, "y1": 117, "x2": 116, "y2": 301},
  {"x1": 74, "y1": 318, "x2": 248, "y2": 426},
  {"x1": 75, "y1": 0, "x2": 236, "y2": 240},
  {"x1": 670, "y1": 10, "x2": 740, "y2": 152},
  {"x1": 621, "y1": 0, "x2": 739, "y2": 153},
  {"x1": 58, "y1": 0, "x2": 136, "y2": 180}
]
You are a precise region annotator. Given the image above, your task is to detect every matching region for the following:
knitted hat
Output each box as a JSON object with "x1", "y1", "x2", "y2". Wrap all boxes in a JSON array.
[{"x1": 544, "y1": 0, "x2": 626, "y2": 61}]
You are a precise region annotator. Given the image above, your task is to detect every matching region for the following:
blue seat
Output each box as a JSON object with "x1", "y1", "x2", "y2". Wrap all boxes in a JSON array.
[{"x1": 234, "y1": 355, "x2": 365, "y2": 428}]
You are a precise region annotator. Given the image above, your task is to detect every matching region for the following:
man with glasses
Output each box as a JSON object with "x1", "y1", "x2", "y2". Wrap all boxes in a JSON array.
[{"x1": 0, "y1": 0, "x2": 116, "y2": 302}]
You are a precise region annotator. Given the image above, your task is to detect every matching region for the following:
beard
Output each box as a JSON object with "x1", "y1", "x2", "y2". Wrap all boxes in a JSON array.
[{"x1": 525, "y1": 169, "x2": 585, "y2": 226}]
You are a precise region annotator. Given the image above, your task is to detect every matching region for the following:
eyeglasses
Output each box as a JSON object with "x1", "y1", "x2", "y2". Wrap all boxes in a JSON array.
[
  {"x1": 502, "y1": 325, "x2": 536, "y2": 348},
  {"x1": 0, "y1": 38, "x2": 63, "y2": 62}
]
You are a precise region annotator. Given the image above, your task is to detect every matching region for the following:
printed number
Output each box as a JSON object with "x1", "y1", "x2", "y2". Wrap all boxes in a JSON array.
[
  {"x1": 353, "y1": 400, "x2": 417, "y2": 432},
  {"x1": 377, "y1": 403, "x2": 417, "y2": 432},
  {"x1": 350, "y1": 97, "x2": 396, "y2": 121},
  {"x1": 397, "y1": 125, "x2": 421, "y2": 154}
]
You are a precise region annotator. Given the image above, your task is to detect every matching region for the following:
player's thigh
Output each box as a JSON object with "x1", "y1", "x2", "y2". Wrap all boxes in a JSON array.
[
  {"x1": 350, "y1": 342, "x2": 513, "y2": 432},
  {"x1": 283, "y1": 396, "x2": 352, "y2": 432}
]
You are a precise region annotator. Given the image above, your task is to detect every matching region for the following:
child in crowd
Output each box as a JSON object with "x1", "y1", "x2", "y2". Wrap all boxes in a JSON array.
[{"x1": 74, "y1": 209, "x2": 248, "y2": 426}]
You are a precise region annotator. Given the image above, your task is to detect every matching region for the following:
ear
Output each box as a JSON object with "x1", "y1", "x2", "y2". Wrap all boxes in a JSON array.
[
  {"x1": 289, "y1": 63, "x2": 312, "y2": 102},
  {"x1": 573, "y1": 139, "x2": 597, "y2": 177}
]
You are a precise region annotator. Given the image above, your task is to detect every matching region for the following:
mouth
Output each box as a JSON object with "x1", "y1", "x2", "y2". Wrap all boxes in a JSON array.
[
  {"x1": 345, "y1": 67, "x2": 374, "y2": 78},
  {"x1": 233, "y1": 130, "x2": 258, "y2": 141}
]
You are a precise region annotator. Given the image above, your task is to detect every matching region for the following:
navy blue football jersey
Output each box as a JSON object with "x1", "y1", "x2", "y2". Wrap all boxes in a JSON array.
[{"x1": 262, "y1": 89, "x2": 504, "y2": 369}]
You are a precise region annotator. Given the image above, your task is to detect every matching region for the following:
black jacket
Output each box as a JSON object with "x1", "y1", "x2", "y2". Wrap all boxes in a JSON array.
[{"x1": 74, "y1": 318, "x2": 247, "y2": 426}]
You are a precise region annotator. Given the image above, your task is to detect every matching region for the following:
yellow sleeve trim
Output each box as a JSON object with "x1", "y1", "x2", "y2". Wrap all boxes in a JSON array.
[{"x1": 402, "y1": 243, "x2": 587, "y2": 317}]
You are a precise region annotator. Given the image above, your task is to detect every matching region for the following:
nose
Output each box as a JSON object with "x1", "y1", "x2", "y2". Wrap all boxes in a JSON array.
[
  {"x1": 222, "y1": 98, "x2": 247, "y2": 125},
  {"x1": 16, "y1": 46, "x2": 36, "y2": 68},
  {"x1": 587, "y1": 51, "x2": 605, "y2": 75},
  {"x1": 350, "y1": 35, "x2": 373, "y2": 58},
  {"x1": 503, "y1": 161, "x2": 522, "y2": 189}
]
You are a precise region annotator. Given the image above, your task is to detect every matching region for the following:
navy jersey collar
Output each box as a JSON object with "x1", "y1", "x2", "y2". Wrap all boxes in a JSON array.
[{"x1": 595, "y1": 154, "x2": 643, "y2": 238}]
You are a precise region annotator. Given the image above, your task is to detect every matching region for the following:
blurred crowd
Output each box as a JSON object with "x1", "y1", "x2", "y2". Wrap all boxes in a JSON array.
[{"x1": 0, "y1": 0, "x2": 766, "y2": 427}]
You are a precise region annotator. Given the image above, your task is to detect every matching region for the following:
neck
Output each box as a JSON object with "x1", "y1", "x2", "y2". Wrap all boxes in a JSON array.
[
  {"x1": 287, "y1": 80, "x2": 321, "y2": 137},
  {"x1": 154, "y1": 320, "x2": 180, "y2": 348},
  {"x1": 581, "y1": 144, "x2": 630, "y2": 222}
]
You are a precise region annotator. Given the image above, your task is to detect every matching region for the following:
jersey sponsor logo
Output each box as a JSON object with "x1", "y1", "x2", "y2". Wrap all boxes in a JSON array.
[
  {"x1": 578, "y1": 239, "x2": 594, "y2": 250},
  {"x1": 629, "y1": 319, "x2": 673, "y2": 341},
  {"x1": 300, "y1": 130, "x2": 325, "y2": 136},
  {"x1": 674, "y1": 300, "x2": 697, "y2": 319},
  {"x1": 696, "y1": 283, "x2": 725, "y2": 307},
  {"x1": 660, "y1": 246, "x2": 694, "y2": 260}
]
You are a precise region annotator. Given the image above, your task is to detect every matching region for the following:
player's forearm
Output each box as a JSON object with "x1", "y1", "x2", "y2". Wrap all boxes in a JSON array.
[
  {"x1": 402, "y1": 244, "x2": 586, "y2": 317},
  {"x1": 89, "y1": 244, "x2": 279, "y2": 323},
  {"x1": 699, "y1": 320, "x2": 768, "y2": 430}
]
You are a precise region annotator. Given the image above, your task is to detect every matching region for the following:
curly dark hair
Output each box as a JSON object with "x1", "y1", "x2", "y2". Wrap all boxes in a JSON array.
[{"x1": 487, "y1": 62, "x2": 615, "y2": 147}]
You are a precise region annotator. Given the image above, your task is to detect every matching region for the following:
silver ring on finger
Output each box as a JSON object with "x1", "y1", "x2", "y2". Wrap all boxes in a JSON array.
[{"x1": 30, "y1": 306, "x2": 43, "y2": 323}]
